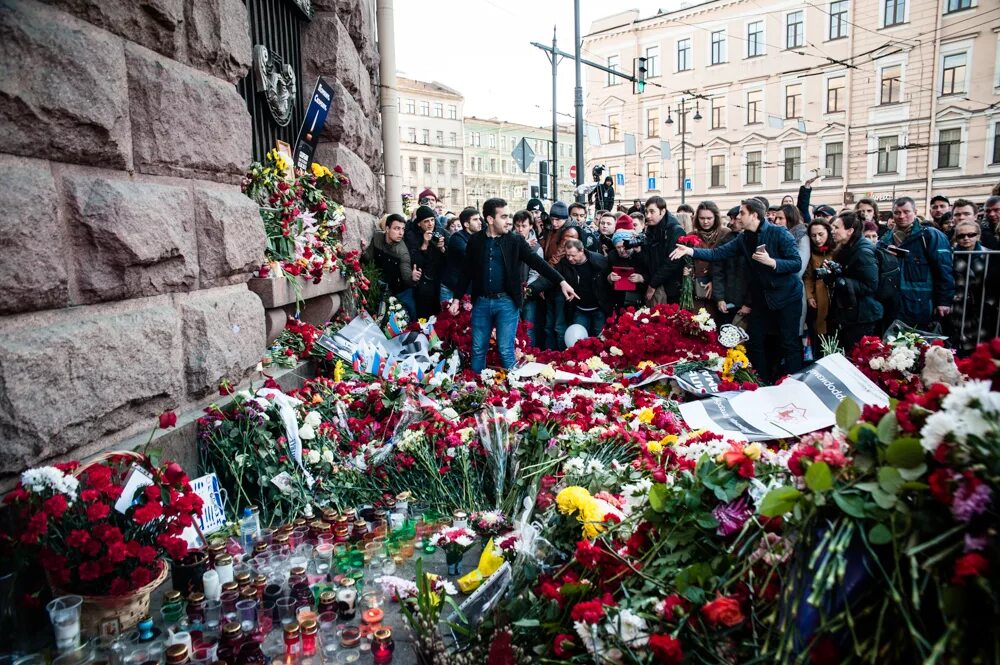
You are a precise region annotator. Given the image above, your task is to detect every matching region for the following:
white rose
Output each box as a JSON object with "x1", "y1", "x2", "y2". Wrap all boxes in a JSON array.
[
  {"x1": 306, "y1": 449, "x2": 321, "y2": 464},
  {"x1": 304, "y1": 411, "x2": 322, "y2": 427},
  {"x1": 298, "y1": 423, "x2": 316, "y2": 440}
]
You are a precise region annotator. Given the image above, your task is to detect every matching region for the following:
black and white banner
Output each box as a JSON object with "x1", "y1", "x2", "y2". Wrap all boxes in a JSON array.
[{"x1": 679, "y1": 354, "x2": 889, "y2": 441}]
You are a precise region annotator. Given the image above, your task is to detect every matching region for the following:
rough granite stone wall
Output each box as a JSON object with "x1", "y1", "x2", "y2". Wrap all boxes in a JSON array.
[{"x1": 0, "y1": 0, "x2": 384, "y2": 481}]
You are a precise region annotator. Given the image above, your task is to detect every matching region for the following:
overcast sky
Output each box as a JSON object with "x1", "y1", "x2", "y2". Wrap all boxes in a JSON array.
[{"x1": 394, "y1": 0, "x2": 681, "y2": 128}]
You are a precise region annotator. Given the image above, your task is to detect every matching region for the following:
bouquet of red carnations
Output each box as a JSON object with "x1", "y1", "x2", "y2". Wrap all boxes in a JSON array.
[
  {"x1": 3, "y1": 451, "x2": 202, "y2": 596},
  {"x1": 676, "y1": 234, "x2": 703, "y2": 311}
]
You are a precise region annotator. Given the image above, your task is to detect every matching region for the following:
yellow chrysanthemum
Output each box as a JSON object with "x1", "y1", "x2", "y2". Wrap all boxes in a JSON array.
[
  {"x1": 743, "y1": 442, "x2": 762, "y2": 460},
  {"x1": 636, "y1": 407, "x2": 655, "y2": 425},
  {"x1": 661, "y1": 434, "x2": 679, "y2": 447},
  {"x1": 580, "y1": 500, "x2": 608, "y2": 539},
  {"x1": 333, "y1": 360, "x2": 344, "y2": 383},
  {"x1": 647, "y1": 440, "x2": 663, "y2": 455},
  {"x1": 310, "y1": 162, "x2": 333, "y2": 179},
  {"x1": 556, "y1": 486, "x2": 593, "y2": 516}
]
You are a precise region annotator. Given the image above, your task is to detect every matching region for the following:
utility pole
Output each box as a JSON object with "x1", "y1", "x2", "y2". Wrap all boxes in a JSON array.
[
  {"x1": 665, "y1": 97, "x2": 701, "y2": 206},
  {"x1": 548, "y1": 26, "x2": 560, "y2": 201},
  {"x1": 573, "y1": 0, "x2": 584, "y2": 204}
]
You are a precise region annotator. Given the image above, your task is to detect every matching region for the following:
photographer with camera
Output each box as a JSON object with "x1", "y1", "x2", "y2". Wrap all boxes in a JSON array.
[
  {"x1": 823, "y1": 211, "x2": 883, "y2": 352},
  {"x1": 607, "y1": 216, "x2": 646, "y2": 313},
  {"x1": 405, "y1": 205, "x2": 447, "y2": 318},
  {"x1": 670, "y1": 198, "x2": 802, "y2": 383},
  {"x1": 588, "y1": 175, "x2": 616, "y2": 215}
]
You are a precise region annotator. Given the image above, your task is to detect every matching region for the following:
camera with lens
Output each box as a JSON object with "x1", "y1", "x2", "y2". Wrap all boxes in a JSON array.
[
  {"x1": 814, "y1": 260, "x2": 842, "y2": 281},
  {"x1": 622, "y1": 233, "x2": 646, "y2": 250},
  {"x1": 432, "y1": 231, "x2": 444, "y2": 242}
]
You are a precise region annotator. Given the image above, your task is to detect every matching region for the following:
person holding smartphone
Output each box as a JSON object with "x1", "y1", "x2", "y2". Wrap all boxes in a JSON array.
[
  {"x1": 670, "y1": 198, "x2": 803, "y2": 384},
  {"x1": 405, "y1": 205, "x2": 447, "y2": 318}
]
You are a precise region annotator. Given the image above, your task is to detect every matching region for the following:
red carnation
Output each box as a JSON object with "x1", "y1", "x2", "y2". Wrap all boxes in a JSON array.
[
  {"x1": 952, "y1": 552, "x2": 989, "y2": 585},
  {"x1": 133, "y1": 501, "x2": 163, "y2": 525},
  {"x1": 78, "y1": 561, "x2": 102, "y2": 582},
  {"x1": 649, "y1": 634, "x2": 684, "y2": 664},
  {"x1": 43, "y1": 495, "x2": 69, "y2": 519},
  {"x1": 570, "y1": 599, "x2": 606, "y2": 624},
  {"x1": 66, "y1": 529, "x2": 91, "y2": 551},
  {"x1": 109, "y1": 578, "x2": 131, "y2": 596},
  {"x1": 130, "y1": 565, "x2": 154, "y2": 589},
  {"x1": 86, "y1": 501, "x2": 110, "y2": 522},
  {"x1": 574, "y1": 540, "x2": 603, "y2": 567},
  {"x1": 701, "y1": 595, "x2": 745, "y2": 627},
  {"x1": 94, "y1": 523, "x2": 124, "y2": 544},
  {"x1": 159, "y1": 411, "x2": 177, "y2": 429},
  {"x1": 661, "y1": 594, "x2": 688, "y2": 622},
  {"x1": 552, "y1": 634, "x2": 575, "y2": 658}
]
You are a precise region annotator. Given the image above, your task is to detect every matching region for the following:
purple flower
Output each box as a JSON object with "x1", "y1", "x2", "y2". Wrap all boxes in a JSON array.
[
  {"x1": 713, "y1": 496, "x2": 752, "y2": 537},
  {"x1": 951, "y1": 482, "x2": 992, "y2": 523},
  {"x1": 964, "y1": 534, "x2": 990, "y2": 552}
]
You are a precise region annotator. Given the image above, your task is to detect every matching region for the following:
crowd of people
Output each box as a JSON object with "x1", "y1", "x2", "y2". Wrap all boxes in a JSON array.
[{"x1": 363, "y1": 184, "x2": 1000, "y2": 382}]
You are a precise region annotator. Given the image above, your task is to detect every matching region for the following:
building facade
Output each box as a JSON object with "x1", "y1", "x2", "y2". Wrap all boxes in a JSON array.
[
  {"x1": 396, "y1": 77, "x2": 466, "y2": 209},
  {"x1": 464, "y1": 117, "x2": 578, "y2": 210},
  {"x1": 583, "y1": 0, "x2": 1000, "y2": 217}
]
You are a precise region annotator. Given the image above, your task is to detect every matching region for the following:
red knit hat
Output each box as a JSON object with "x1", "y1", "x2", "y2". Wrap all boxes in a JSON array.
[
  {"x1": 615, "y1": 214, "x2": 635, "y2": 231},
  {"x1": 418, "y1": 188, "x2": 437, "y2": 201}
]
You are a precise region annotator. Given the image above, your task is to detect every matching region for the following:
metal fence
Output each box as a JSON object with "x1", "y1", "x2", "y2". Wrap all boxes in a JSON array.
[
  {"x1": 951, "y1": 248, "x2": 1000, "y2": 353},
  {"x1": 237, "y1": 0, "x2": 310, "y2": 162}
]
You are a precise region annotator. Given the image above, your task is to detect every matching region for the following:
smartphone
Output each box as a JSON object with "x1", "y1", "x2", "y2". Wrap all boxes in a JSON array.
[
  {"x1": 814, "y1": 167, "x2": 832, "y2": 177},
  {"x1": 886, "y1": 245, "x2": 910, "y2": 257},
  {"x1": 756, "y1": 244, "x2": 767, "y2": 252}
]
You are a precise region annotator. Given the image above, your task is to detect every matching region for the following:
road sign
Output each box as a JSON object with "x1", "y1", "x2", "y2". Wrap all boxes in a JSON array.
[
  {"x1": 569, "y1": 164, "x2": 577, "y2": 180},
  {"x1": 684, "y1": 177, "x2": 692, "y2": 191},
  {"x1": 616, "y1": 173, "x2": 625, "y2": 186},
  {"x1": 512, "y1": 138, "x2": 535, "y2": 173}
]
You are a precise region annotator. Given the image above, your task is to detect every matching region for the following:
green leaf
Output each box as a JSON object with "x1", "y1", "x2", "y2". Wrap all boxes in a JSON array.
[
  {"x1": 868, "y1": 523, "x2": 893, "y2": 545},
  {"x1": 648, "y1": 483, "x2": 670, "y2": 513},
  {"x1": 805, "y1": 461, "x2": 834, "y2": 492},
  {"x1": 695, "y1": 512, "x2": 719, "y2": 529},
  {"x1": 832, "y1": 491, "x2": 868, "y2": 518},
  {"x1": 877, "y1": 411, "x2": 899, "y2": 444},
  {"x1": 759, "y1": 486, "x2": 803, "y2": 517},
  {"x1": 836, "y1": 398, "x2": 861, "y2": 431},
  {"x1": 898, "y1": 463, "x2": 927, "y2": 481},
  {"x1": 885, "y1": 437, "x2": 925, "y2": 469},
  {"x1": 871, "y1": 487, "x2": 897, "y2": 510},
  {"x1": 878, "y1": 467, "x2": 904, "y2": 495},
  {"x1": 512, "y1": 618, "x2": 540, "y2": 627}
]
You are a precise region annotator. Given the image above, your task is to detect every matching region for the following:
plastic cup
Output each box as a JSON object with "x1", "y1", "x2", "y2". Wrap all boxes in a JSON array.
[{"x1": 47, "y1": 595, "x2": 83, "y2": 651}]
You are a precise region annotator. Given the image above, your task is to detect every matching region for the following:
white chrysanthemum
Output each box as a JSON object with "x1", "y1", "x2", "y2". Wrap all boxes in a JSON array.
[
  {"x1": 305, "y1": 449, "x2": 321, "y2": 464},
  {"x1": 942, "y1": 380, "x2": 999, "y2": 414},
  {"x1": 609, "y1": 346, "x2": 624, "y2": 357},
  {"x1": 574, "y1": 621, "x2": 606, "y2": 657},
  {"x1": 920, "y1": 410, "x2": 958, "y2": 452},
  {"x1": 21, "y1": 467, "x2": 80, "y2": 501},
  {"x1": 303, "y1": 411, "x2": 322, "y2": 427},
  {"x1": 585, "y1": 458, "x2": 605, "y2": 475},
  {"x1": 606, "y1": 608, "x2": 649, "y2": 647},
  {"x1": 564, "y1": 457, "x2": 586, "y2": 476}
]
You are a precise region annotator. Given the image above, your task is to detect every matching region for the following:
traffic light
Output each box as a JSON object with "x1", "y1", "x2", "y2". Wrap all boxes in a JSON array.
[
  {"x1": 633, "y1": 57, "x2": 647, "y2": 94},
  {"x1": 539, "y1": 160, "x2": 550, "y2": 200}
]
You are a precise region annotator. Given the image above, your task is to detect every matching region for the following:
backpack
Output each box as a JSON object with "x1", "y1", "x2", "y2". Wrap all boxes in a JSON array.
[{"x1": 874, "y1": 245, "x2": 900, "y2": 302}]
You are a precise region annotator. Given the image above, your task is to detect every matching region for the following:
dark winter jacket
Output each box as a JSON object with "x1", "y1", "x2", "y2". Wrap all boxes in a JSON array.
[
  {"x1": 642, "y1": 213, "x2": 685, "y2": 299},
  {"x1": 454, "y1": 231, "x2": 565, "y2": 308},
  {"x1": 710, "y1": 234, "x2": 750, "y2": 310},
  {"x1": 950, "y1": 244, "x2": 1000, "y2": 355},
  {"x1": 876, "y1": 220, "x2": 955, "y2": 328},
  {"x1": 557, "y1": 251, "x2": 614, "y2": 316},
  {"x1": 691, "y1": 220, "x2": 803, "y2": 310},
  {"x1": 440, "y1": 229, "x2": 471, "y2": 291},
  {"x1": 363, "y1": 232, "x2": 413, "y2": 295},
  {"x1": 828, "y1": 236, "x2": 883, "y2": 327}
]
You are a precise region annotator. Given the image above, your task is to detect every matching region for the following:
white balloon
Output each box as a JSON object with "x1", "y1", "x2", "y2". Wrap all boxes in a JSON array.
[{"x1": 564, "y1": 324, "x2": 589, "y2": 348}]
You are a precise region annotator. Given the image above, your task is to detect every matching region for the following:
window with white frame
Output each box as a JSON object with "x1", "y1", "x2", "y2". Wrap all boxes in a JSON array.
[
  {"x1": 607, "y1": 55, "x2": 621, "y2": 86},
  {"x1": 711, "y1": 96, "x2": 725, "y2": 129},
  {"x1": 408, "y1": 157, "x2": 417, "y2": 172},
  {"x1": 829, "y1": 1, "x2": 848, "y2": 39},
  {"x1": 747, "y1": 89, "x2": 763, "y2": 124},
  {"x1": 783, "y1": 146, "x2": 802, "y2": 181},
  {"x1": 711, "y1": 30, "x2": 726, "y2": 65},
  {"x1": 825, "y1": 142, "x2": 843, "y2": 177},
  {"x1": 609, "y1": 114, "x2": 621, "y2": 142},
  {"x1": 877, "y1": 136, "x2": 899, "y2": 173},
  {"x1": 747, "y1": 21, "x2": 764, "y2": 57},
  {"x1": 449, "y1": 132, "x2": 457, "y2": 146},
  {"x1": 941, "y1": 52, "x2": 967, "y2": 95},
  {"x1": 646, "y1": 162, "x2": 659, "y2": 190},
  {"x1": 785, "y1": 83, "x2": 802, "y2": 119},
  {"x1": 746, "y1": 151, "x2": 762, "y2": 184},
  {"x1": 937, "y1": 128, "x2": 962, "y2": 169},
  {"x1": 423, "y1": 158, "x2": 431, "y2": 174},
  {"x1": 433, "y1": 102, "x2": 443, "y2": 117},
  {"x1": 645, "y1": 45, "x2": 660, "y2": 77},
  {"x1": 437, "y1": 159, "x2": 444, "y2": 175},
  {"x1": 710, "y1": 155, "x2": 726, "y2": 188},
  {"x1": 880, "y1": 64, "x2": 902, "y2": 104},
  {"x1": 405, "y1": 99, "x2": 415, "y2": 114},
  {"x1": 786, "y1": 11, "x2": 804, "y2": 48},
  {"x1": 421, "y1": 129, "x2": 429, "y2": 144},
  {"x1": 677, "y1": 158, "x2": 689, "y2": 192},
  {"x1": 488, "y1": 134, "x2": 496, "y2": 148},
  {"x1": 436, "y1": 131, "x2": 443, "y2": 146},
  {"x1": 677, "y1": 38, "x2": 692, "y2": 71},
  {"x1": 407, "y1": 127, "x2": 416, "y2": 142},
  {"x1": 450, "y1": 160, "x2": 458, "y2": 175},
  {"x1": 884, "y1": 0, "x2": 905, "y2": 27},
  {"x1": 826, "y1": 76, "x2": 845, "y2": 113},
  {"x1": 447, "y1": 105, "x2": 457, "y2": 119},
  {"x1": 419, "y1": 100, "x2": 429, "y2": 115}
]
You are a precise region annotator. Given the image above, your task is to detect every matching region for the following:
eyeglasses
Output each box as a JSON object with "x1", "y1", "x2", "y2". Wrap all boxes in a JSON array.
[{"x1": 955, "y1": 232, "x2": 979, "y2": 240}]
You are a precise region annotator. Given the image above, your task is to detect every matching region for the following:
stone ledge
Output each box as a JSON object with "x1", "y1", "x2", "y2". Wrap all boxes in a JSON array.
[{"x1": 247, "y1": 272, "x2": 349, "y2": 309}]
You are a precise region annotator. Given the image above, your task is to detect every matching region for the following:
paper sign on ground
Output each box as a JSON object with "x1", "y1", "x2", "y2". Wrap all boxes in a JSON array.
[{"x1": 679, "y1": 354, "x2": 889, "y2": 441}]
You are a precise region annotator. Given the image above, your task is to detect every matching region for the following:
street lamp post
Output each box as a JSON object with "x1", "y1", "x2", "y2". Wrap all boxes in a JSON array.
[{"x1": 664, "y1": 97, "x2": 701, "y2": 206}]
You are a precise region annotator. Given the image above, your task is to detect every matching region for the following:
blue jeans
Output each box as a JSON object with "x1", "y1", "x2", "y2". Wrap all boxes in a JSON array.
[
  {"x1": 440, "y1": 285, "x2": 454, "y2": 303},
  {"x1": 521, "y1": 298, "x2": 538, "y2": 347},
  {"x1": 470, "y1": 295, "x2": 519, "y2": 373},
  {"x1": 572, "y1": 309, "x2": 605, "y2": 338},
  {"x1": 544, "y1": 292, "x2": 567, "y2": 350},
  {"x1": 395, "y1": 289, "x2": 417, "y2": 320}
]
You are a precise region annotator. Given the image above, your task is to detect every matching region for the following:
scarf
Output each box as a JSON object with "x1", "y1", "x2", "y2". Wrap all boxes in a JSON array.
[{"x1": 892, "y1": 224, "x2": 914, "y2": 246}]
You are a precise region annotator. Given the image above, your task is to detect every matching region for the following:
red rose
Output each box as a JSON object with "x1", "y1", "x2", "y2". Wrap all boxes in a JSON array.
[
  {"x1": 86, "y1": 501, "x2": 110, "y2": 522},
  {"x1": 701, "y1": 595, "x2": 744, "y2": 627},
  {"x1": 569, "y1": 599, "x2": 606, "y2": 624},
  {"x1": 162, "y1": 462, "x2": 186, "y2": 486},
  {"x1": 43, "y1": 495, "x2": 68, "y2": 519},
  {"x1": 552, "y1": 634, "x2": 575, "y2": 658},
  {"x1": 952, "y1": 552, "x2": 989, "y2": 585},
  {"x1": 649, "y1": 634, "x2": 684, "y2": 664},
  {"x1": 159, "y1": 411, "x2": 177, "y2": 429}
]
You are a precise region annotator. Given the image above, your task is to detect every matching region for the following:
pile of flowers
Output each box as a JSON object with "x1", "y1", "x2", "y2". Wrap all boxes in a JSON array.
[
  {"x1": 3, "y1": 453, "x2": 201, "y2": 596},
  {"x1": 850, "y1": 329, "x2": 939, "y2": 397},
  {"x1": 241, "y1": 150, "x2": 367, "y2": 305}
]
